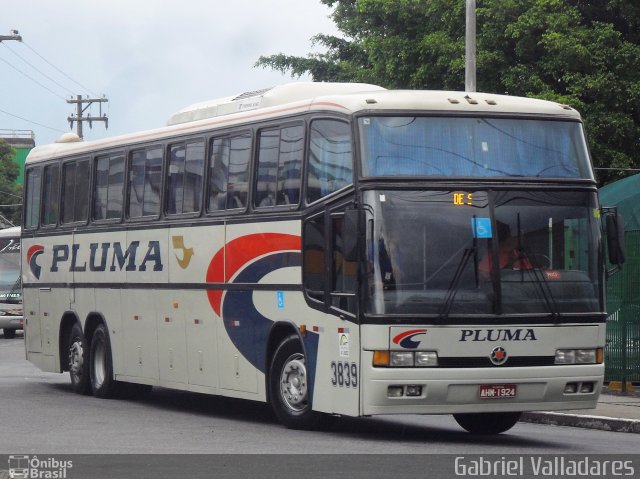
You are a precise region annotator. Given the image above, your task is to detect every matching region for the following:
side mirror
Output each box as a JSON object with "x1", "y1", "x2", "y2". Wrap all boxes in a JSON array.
[
  {"x1": 343, "y1": 208, "x2": 363, "y2": 262},
  {"x1": 606, "y1": 212, "x2": 625, "y2": 265}
]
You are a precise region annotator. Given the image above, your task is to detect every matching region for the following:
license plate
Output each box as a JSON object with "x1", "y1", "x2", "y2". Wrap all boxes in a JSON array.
[{"x1": 479, "y1": 384, "x2": 517, "y2": 399}]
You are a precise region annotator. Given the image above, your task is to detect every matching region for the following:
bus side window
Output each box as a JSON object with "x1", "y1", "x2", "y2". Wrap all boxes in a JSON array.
[
  {"x1": 208, "y1": 133, "x2": 251, "y2": 212},
  {"x1": 62, "y1": 159, "x2": 89, "y2": 223},
  {"x1": 303, "y1": 215, "x2": 326, "y2": 302},
  {"x1": 255, "y1": 125, "x2": 303, "y2": 208},
  {"x1": 307, "y1": 120, "x2": 352, "y2": 203},
  {"x1": 41, "y1": 164, "x2": 60, "y2": 227},
  {"x1": 128, "y1": 146, "x2": 163, "y2": 218},
  {"x1": 94, "y1": 154, "x2": 124, "y2": 221},
  {"x1": 24, "y1": 167, "x2": 42, "y2": 229},
  {"x1": 167, "y1": 140, "x2": 204, "y2": 215}
]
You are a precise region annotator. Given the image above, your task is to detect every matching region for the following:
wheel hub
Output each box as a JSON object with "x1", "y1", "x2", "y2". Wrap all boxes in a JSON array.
[
  {"x1": 280, "y1": 355, "x2": 308, "y2": 411},
  {"x1": 69, "y1": 341, "x2": 83, "y2": 376}
]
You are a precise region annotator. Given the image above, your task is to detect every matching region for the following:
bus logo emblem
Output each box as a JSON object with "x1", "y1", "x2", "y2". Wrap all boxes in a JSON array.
[
  {"x1": 392, "y1": 329, "x2": 428, "y2": 349},
  {"x1": 172, "y1": 236, "x2": 194, "y2": 269},
  {"x1": 27, "y1": 245, "x2": 45, "y2": 280},
  {"x1": 490, "y1": 346, "x2": 508, "y2": 366}
]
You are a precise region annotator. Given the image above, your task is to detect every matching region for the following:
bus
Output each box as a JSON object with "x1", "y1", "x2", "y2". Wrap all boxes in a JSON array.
[
  {"x1": 0, "y1": 226, "x2": 22, "y2": 339},
  {"x1": 21, "y1": 82, "x2": 624, "y2": 434}
]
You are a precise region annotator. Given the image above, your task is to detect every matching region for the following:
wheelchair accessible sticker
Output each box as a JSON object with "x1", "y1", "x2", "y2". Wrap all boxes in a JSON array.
[{"x1": 471, "y1": 218, "x2": 493, "y2": 239}]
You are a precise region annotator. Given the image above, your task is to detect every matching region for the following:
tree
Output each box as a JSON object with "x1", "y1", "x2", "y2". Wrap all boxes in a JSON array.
[
  {"x1": 0, "y1": 140, "x2": 23, "y2": 226},
  {"x1": 256, "y1": 0, "x2": 640, "y2": 184}
]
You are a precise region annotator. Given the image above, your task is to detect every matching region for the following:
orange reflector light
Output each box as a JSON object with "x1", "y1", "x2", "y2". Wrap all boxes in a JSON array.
[
  {"x1": 299, "y1": 324, "x2": 307, "y2": 335},
  {"x1": 373, "y1": 351, "x2": 390, "y2": 367},
  {"x1": 597, "y1": 348, "x2": 604, "y2": 364}
]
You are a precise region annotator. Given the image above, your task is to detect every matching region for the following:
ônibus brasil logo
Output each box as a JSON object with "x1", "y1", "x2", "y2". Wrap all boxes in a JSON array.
[
  {"x1": 27, "y1": 245, "x2": 44, "y2": 279},
  {"x1": 392, "y1": 329, "x2": 428, "y2": 349}
]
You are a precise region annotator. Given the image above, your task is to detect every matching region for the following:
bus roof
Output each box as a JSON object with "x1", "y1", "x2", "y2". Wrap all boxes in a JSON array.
[{"x1": 25, "y1": 82, "x2": 582, "y2": 164}]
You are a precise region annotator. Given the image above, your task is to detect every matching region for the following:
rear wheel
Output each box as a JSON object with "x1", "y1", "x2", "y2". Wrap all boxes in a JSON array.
[
  {"x1": 3, "y1": 328, "x2": 16, "y2": 339},
  {"x1": 89, "y1": 323, "x2": 122, "y2": 398},
  {"x1": 269, "y1": 334, "x2": 321, "y2": 430},
  {"x1": 453, "y1": 412, "x2": 522, "y2": 434},
  {"x1": 68, "y1": 323, "x2": 91, "y2": 395}
]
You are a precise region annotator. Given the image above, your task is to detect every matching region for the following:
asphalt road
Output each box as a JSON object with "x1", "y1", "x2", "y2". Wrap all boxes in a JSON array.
[{"x1": 1, "y1": 331, "x2": 639, "y2": 478}]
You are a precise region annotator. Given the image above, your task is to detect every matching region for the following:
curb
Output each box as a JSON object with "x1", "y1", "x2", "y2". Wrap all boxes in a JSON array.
[{"x1": 521, "y1": 411, "x2": 640, "y2": 434}]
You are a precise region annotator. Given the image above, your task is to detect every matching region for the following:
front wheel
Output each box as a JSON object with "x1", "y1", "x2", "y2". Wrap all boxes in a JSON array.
[
  {"x1": 269, "y1": 334, "x2": 321, "y2": 430},
  {"x1": 453, "y1": 412, "x2": 522, "y2": 434}
]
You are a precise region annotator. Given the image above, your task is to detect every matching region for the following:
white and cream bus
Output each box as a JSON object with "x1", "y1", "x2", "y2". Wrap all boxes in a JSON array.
[{"x1": 21, "y1": 82, "x2": 624, "y2": 434}]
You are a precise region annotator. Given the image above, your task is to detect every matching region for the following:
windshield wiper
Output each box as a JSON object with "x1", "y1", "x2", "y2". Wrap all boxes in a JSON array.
[
  {"x1": 516, "y1": 247, "x2": 560, "y2": 321},
  {"x1": 438, "y1": 246, "x2": 477, "y2": 322}
]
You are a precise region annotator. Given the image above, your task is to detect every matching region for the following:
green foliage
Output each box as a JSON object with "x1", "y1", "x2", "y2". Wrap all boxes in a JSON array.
[
  {"x1": 0, "y1": 140, "x2": 22, "y2": 226},
  {"x1": 255, "y1": 0, "x2": 640, "y2": 185}
]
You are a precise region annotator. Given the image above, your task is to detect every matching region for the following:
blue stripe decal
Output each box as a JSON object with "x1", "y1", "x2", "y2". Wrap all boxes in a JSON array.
[{"x1": 222, "y1": 252, "x2": 302, "y2": 373}]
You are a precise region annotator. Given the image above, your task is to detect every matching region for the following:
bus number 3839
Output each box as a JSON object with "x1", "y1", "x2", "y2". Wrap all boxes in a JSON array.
[{"x1": 330, "y1": 361, "x2": 358, "y2": 388}]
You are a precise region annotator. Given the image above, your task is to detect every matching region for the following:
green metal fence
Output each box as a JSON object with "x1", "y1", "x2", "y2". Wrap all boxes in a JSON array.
[{"x1": 605, "y1": 230, "x2": 640, "y2": 383}]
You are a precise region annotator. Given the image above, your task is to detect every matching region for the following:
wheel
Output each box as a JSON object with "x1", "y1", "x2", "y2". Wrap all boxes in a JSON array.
[
  {"x1": 269, "y1": 334, "x2": 321, "y2": 430},
  {"x1": 68, "y1": 323, "x2": 91, "y2": 395},
  {"x1": 3, "y1": 328, "x2": 16, "y2": 339},
  {"x1": 453, "y1": 412, "x2": 522, "y2": 434},
  {"x1": 89, "y1": 323, "x2": 122, "y2": 398}
]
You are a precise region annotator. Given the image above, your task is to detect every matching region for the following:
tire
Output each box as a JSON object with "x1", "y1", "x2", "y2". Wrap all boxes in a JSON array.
[
  {"x1": 3, "y1": 328, "x2": 16, "y2": 339},
  {"x1": 68, "y1": 323, "x2": 91, "y2": 395},
  {"x1": 453, "y1": 412, "x2": 522, "y2": 434},
  {"x1": 89, "y1": 323, "x2": 122, "y2": 398},
  {"x1": 269, "y1": 334, "x2": 321, "y2": 430}
]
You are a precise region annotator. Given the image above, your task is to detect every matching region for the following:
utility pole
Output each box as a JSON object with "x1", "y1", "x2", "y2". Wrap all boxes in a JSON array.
[
  {"x1": 67, "y1": 95, "x2": 109, "y2": 139},
  {"x1": 465, "y1": 0, "x2": 477, "y2": 92},
  {"x1": 0, "y1": 29, "x2": 22, "y2": 43}
]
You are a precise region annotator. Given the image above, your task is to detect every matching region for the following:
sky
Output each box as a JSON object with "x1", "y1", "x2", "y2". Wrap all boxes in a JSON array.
[{"x1": 0, "y1": 0, "x2": 338, "y2": 146}]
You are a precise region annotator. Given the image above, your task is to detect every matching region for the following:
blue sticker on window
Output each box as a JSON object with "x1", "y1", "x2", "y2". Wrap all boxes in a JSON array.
[
  {"x1": 277, "y1": 291, "x2": 285, "y2": 309},
  {"x1": 471, "y1": 218, "x2": 493, "y2": 238}
]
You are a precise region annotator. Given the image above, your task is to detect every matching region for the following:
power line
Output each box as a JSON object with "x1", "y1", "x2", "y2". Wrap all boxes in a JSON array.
[
  {"x1": 1, "y1": 42, "x2": 75, "y2": 96},
  {"x1": 0, "y1": 107, "x2": 66, "y2": 133},
  {"x1": 22, "y1": 40, "x2": 99, "y2": 97},
  {"x1": 0, "y1": 55, "x2": 67, "y2": 101}
]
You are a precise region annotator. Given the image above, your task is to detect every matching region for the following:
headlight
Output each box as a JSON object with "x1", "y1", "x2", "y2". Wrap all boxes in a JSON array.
[
  {"x1": 555, "y1": 348, "x2": 600, "y2": 364},
  {"x1": 374, "y1": 351, "x2": 439, "y2": 367},
  {"x1": 390, "y1": 351, "x2": 414, "y2": 367}
]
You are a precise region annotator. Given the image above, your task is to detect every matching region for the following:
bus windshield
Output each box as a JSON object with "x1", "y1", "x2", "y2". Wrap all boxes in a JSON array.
[
  {"x1": 0, "y1": 237, "x2": 21, "y2": 303},
  {"x1": 359, "y1": 116, "x2": 593, "y2": 179},
  {"x1": 364, "y1": 190, "x2": 602, "y2": 317}
]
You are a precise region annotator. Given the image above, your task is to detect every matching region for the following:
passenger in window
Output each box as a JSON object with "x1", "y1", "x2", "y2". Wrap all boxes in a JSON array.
[{"x1": 479, "y1": 223, "x2": 532, "y2": 276}]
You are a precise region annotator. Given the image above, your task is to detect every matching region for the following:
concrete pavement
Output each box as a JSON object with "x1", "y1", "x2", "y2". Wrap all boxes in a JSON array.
[{"x1": 522, "y1": 385, "x2": 640, "y2": 433}]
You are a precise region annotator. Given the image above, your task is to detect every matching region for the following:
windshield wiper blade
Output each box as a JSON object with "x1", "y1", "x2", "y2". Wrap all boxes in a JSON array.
[
  {"x1": 517, "y1": 247, "x2": 560, "y2": 321},
  {"x1": 438, "y1": 247, "x2": 476, "y2": 322}
]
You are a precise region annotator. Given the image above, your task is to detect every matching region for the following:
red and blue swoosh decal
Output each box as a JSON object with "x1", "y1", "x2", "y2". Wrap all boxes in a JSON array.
[
  {"x1": 206, "y1": 233, "x2": 318, "y2": 383},
  {"x1": 27, "y1": 244, "x2": 44, "y2": 279},
  {"x1": 392, "y1": 329, "x2": 428, "y2": 349}
]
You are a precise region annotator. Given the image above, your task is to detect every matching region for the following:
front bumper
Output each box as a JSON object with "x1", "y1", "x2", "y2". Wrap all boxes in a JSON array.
[{"x1": 361, "y1": 350, "x2": 603, "y2": 415}]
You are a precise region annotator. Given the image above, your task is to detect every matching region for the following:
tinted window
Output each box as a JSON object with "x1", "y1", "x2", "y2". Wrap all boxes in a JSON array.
[
  {"x1": 128, "y1": 146, "x2": 162, "y2": 218},
  {"x1": 167, "y1": 140, "x2": 205, "y2": 214},
  {"x1": 208, "y1": 133, "x2": 251, "y2": 211},
  {"x1": 24, "y1": 168, "x2": 42, "y2": 229},
  {"x1": 307, "y1": 120, "x2": 352, "y2": 203},
  {"x1": 360, "y1": 117, "x2": 593, "y2": 179},
  {"x1": 62, "y1": 160, "x2": 89, "y2": 223},
  {"x1": 94, "y1": 154, "x2": 124, "y2": 220},
  {"x1": 41, "y1": 164, "x2": 60, "y2": 226},
  {"x1": 255, "y1": 125, "x2": 303, "y2": 208}
]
